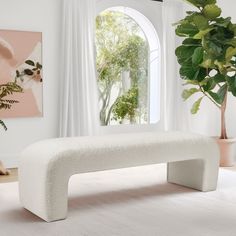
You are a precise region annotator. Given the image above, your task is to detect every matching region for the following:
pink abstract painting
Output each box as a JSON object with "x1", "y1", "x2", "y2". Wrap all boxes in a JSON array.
[{"x1": 0, "y1": 30, "x2": 43, "y2": 118}]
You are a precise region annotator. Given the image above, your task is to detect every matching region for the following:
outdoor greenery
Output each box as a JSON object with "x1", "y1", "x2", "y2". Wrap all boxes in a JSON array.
[
  {"x1": 112, "y1": 87, "x2": 138, "y2": 124},
  {"x1": 96, "y1": 11, "x2": 149, "y2": 125},
  {"x1": 174, "y1": 0, "x2": 236, "y2": 139}
]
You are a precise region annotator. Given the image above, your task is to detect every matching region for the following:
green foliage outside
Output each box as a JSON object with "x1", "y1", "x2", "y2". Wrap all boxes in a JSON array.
[
  {"x1": 174, "y1": 0, "x2": 236, "y2": 139},
  {"x1": 113, "y1": 87, "x2": 138, "y2": 124},
  {"x1": 96, "y1": 11, "x2": 149, "y2": 125}
]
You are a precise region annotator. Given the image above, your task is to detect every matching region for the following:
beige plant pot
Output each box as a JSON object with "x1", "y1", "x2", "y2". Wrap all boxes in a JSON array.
[{"x1": 215, "y1": 138, "x2": 236, "y2": 167}]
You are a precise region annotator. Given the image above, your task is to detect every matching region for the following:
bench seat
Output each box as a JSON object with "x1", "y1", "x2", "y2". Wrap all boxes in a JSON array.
[{"x1": 19, "y1": 131, "x2": 220, "y2": 222}]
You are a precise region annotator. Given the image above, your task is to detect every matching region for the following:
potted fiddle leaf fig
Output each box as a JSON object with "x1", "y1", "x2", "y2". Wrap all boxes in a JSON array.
[{"x1": 174, "y1": 0, "x2": 236, "y2": 166}]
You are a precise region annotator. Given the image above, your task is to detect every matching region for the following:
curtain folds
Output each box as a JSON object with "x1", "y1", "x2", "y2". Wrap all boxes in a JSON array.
[
  {"x1": 163, "y1": 0, "x2": 190, "y2": 131},
  {"x1": 59, "y1": 0, "x2": 99, "y2": 137}
]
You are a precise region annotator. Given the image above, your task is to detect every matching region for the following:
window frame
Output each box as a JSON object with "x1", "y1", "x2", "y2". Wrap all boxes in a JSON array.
[{"x1": 96, "y1": 0, "x2": 164, "y2": 134}]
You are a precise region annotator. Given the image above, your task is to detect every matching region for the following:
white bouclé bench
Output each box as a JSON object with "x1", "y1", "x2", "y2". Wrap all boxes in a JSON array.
[{"x1": 19, "y1": 131, "x2": 220, "y2": 222}]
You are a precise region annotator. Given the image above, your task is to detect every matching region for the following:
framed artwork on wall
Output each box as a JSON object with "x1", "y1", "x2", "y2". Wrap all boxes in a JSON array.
[{"x1": 0, "y1": 29, "x2": 43, "y2": 119}]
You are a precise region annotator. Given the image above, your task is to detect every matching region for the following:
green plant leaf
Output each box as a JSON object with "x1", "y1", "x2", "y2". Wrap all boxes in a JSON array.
[
  {"x1": 193, "y1": 28, "x2": 213, "y2": 39},
  {"x1": 202, "y1": 78, "x2": 216, "y2": 91},
  {"x1": 205, "y1": 0, "x2": 216, "y2": 4},
  {"x1": 215, "y1": 17, "x2": 231, "y2": 28},
  {"x1": 226, "y1": 39, "x2": 236, "y2": 47},
  {"x1": 193, "y1": 15, "x2": 209, "y2": 30},
  {"x1": 195, "y1": 67, "x2": 208, "y2": 81},
  {"x1": 214, "y1": 60, "x2": 224, "y2": 73},
  {"x1": 182, "y1": 88, "x2": 200, "y2": 101},
  {"x1": 208, "y1": 84, "x2": 227, "y2": 104},
  {"x1": 180, "y1": 65, "x2": 198, "y2": 80},
  {"x1": 175, "y1": 45, "x2": 196, "y2": 63},
  {"x1": 192, "y1": 47, "x2": 204, "y2": 65},
  {"x1": 24, "y1": 69, "x2": 34, "y2": 76},
  {"x1": 201, "y1": 58, "x2": 213, "y2": 68},
  {"x1": 183, "y1": 80, "x2": 200, "y2": 86},
  {"x1": 226, "y1": 75, "x2": 236, "y2": 96},
  {"x1": 203, "y1": 4, "x2": 222, "y2": 20},
  {"x1": 217, "y1": 83, "x2": 228, "y2": 102},
  {"x1": 191, "y1": 97, "x2": 203, "y2": 114},
  {"x1": 213, "y1": 73, "x2": 226, "y2": 83},
  {"x1": 176, "y1": 23, "x2": 199, "y2": 37},
  {"x1": 182, "y1": 38, "x2": 201, "y2": 46},
  {"x1": 205, "y1": 41, "x2": 223, "y2": 59},
  {"x1": 25, "y1": 60, "x2": 35, "y2": 66},
  {"x1": 225, "y1": 47, "x2": 236, "y2": 62},
  {"x1": 0, "y1": 120, "x2": 7, "y2": 131},
  {"x1": 16, "y1": 70, "x2": 20, "y2": 77},
  {"x1": 36, "y1": 62, "x2": 42, "y2": 69}
]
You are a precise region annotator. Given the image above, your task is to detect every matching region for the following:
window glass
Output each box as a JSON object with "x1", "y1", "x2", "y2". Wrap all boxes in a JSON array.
[{"x1": 96, "y1": 8, "x2": 160, "y2": 126}]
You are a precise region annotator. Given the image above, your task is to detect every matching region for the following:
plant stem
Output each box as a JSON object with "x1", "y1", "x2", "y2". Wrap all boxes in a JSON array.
[
  {"x1": 220, "y1": 91, "x2": 228, "y2": 139},
  {"x1": 199, "y1": 85, "x2": 221, "y2": 109}
]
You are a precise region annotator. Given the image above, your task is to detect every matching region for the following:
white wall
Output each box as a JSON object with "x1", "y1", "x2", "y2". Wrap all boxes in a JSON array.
[
  {"x1": 182, "y1": 0, "x2": 236, "y2": 140},
  {"x1": 0, "y1": 0, "x2": 61, "y2": 167}
]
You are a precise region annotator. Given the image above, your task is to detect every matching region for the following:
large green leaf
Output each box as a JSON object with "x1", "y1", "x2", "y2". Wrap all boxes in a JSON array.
[
  {"x1": 193, "y1": 15, "x2": 209, "y2": 30},
  {"x1": 214, "y1": 17, "x2": 231, "y2": 28},
  {"x1": 217, "y1": 84, "x2": 228, "y2": 102},
  {"x1": 202, "y1": 78, "x2": 217, "y2": 91},
  {"x1": 191, "y1": 97, "x2": 204, "y2": 114},
  {"x1": 182, "y1": 88, "x2": 200, "y2": 101},
  {"x1": 176, "y1": 23, "x2": 199, "y2": 37},
  {"x1": 208, "y1": 84, "x2": 227, "y2": 104},
  {"x1": 180, "y1": 65, "x2": 206, "y2": 82},
  {"x1": 175, "y1": 46, "x2": 196, "y2": 65},
  {"x1": 192, "y1": 47, "x2": 204, "y2": 65},
  {"x1": 205, "y1": 41, "x2": 223, "y2": 58},
  {"x1": 182, "y1": 38, "x2": 201, "y2": 46},
  {"x1": 205, "y1": 0, "x2": 217, "y2": 5},
  {"x1": 203, "y1": 4, "x2": 221, "y2": 20},
  {"x1": 195, "y1": 67, "x2": 208, "y2": 81},
  {"x1": 180, "y1": 65, "x2": 199, "y2": 80},
  {"x1": 213, "y1": 73, "x2": 226, "y2": 83}
]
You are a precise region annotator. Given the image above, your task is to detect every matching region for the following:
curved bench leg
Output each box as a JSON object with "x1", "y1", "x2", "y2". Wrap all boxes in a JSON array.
[
  {"x1": 167, "y1": 158, "x2": 219, "y2": 192},
  {"x1": 19, "y1": 166, "x2": 70, "y2": 222}
]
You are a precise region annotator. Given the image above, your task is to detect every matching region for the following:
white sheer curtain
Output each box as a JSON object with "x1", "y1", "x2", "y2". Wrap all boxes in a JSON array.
[
  {"x1": 163, "y1": 0, "x2": 191, "y2": 132},
  {"x1": 59, "y1": 0, "x2": 99, "y2": 137}
]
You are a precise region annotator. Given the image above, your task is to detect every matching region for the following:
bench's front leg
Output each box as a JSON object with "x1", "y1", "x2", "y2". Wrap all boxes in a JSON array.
[
  {"x1": 19, "y1": 161, "x2": 70, "y2": 222},
  {"x1": 167, "y1": 157, "x2": 219, "y2": 192}
]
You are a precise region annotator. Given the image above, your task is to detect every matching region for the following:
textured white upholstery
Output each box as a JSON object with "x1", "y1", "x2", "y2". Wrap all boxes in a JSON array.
[{"x1": 19, "y1": 131, "x2": 220, "y2": 222}]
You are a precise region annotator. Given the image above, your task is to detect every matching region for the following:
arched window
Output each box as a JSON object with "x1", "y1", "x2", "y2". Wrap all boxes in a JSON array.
[{"x1": 95, "y1": 6, "x2": 161, "y2": 127}]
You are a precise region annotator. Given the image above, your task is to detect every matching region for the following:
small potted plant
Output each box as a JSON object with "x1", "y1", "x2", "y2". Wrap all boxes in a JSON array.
[{"x1": 174, "y1": 0, "x2": 236, "y2": 166}]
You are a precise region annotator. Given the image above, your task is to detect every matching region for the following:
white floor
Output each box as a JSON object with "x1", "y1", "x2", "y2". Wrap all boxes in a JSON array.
[{"x1": 1, "y1": 164, "x2": 236, "y2": 236}]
